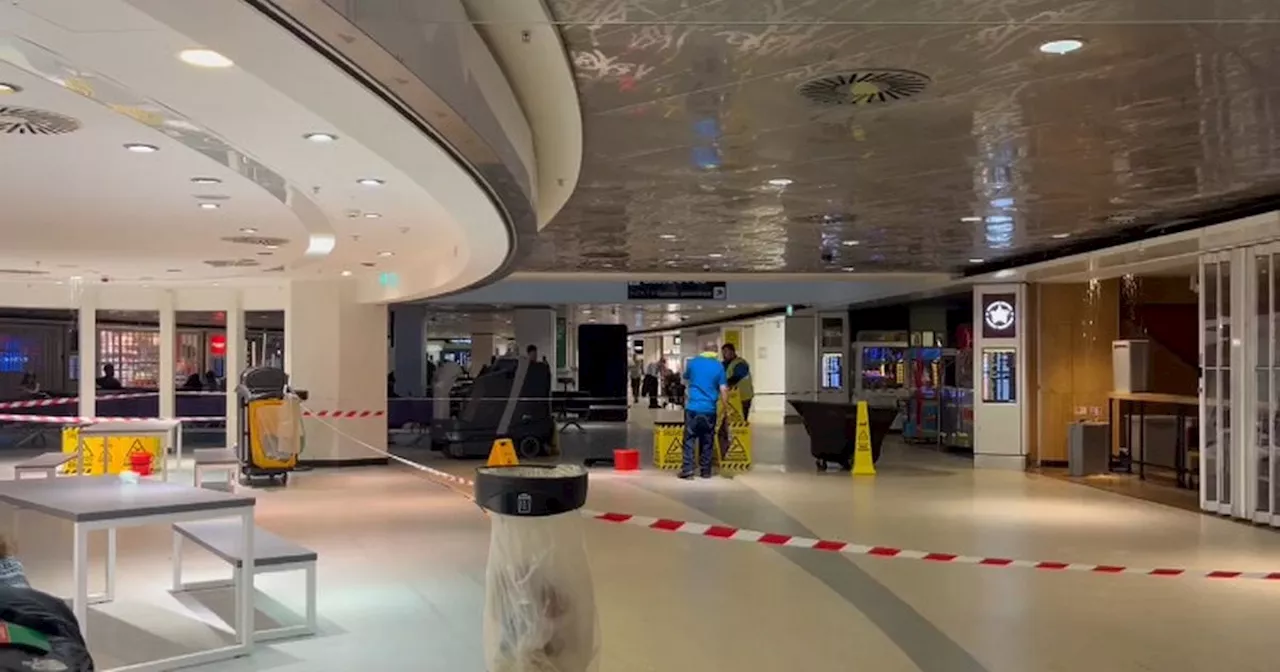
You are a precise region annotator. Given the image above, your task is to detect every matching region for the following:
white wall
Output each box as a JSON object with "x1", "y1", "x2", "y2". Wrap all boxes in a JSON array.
[
  {"x1": 785, "y1": 315, "x2": 817, "y2": 417},
  {"x1": 749, "y1": 317, "x2": 787, "y2": 413}
]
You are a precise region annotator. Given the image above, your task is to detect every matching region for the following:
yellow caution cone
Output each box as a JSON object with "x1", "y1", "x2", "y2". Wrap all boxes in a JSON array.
[
  {"x1": 851, "y1": 401, "x2": 876, "y2": 476},
  {"x1": 487, "y1": 438, "x2": 519, "y2": 467}
]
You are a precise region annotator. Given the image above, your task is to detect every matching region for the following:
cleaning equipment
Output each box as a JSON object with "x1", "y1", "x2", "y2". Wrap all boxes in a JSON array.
[
  {"x1": 236, "y1": 367, "x2": 307, "y2": 486},
  {"x1": 475, "y1": 464, "x2": 599, "y2": 672},
  {"x1": 852, "y1": 401, "x2": 877, "y2": 476},
  {"x1": 434, "y1": 357, "x2": 555, "y2": 460}
]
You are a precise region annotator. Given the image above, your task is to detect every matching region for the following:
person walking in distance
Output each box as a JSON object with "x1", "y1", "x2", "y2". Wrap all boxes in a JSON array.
[
  {"x1": 629, "y1": 357, "x2": 643, "y2": 404},
  {"x1": 679, "y1": 341, "x2": 728, "y2": 479}
]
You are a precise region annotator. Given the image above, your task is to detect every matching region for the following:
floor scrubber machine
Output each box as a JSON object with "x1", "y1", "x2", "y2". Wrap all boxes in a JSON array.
[{"x1": 236, "y1": 366, "x2": 307, "y2": 486}]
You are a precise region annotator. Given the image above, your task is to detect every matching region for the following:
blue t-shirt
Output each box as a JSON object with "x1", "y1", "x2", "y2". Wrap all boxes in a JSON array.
[{"x1": 683, "y1": 353, "x2": 727, "y2": 414}]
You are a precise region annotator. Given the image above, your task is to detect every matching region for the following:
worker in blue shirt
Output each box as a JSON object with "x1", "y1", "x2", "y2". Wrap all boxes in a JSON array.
[{"x1": 680, "y1": 341, "x2": 728, "y2": 479}]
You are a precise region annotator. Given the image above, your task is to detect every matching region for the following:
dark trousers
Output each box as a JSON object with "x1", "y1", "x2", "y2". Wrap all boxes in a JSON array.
[
  {"x1": 630, "y1": 377, "x2": 641, "y2": 402},
  {"x1": 643, "y1": 375, "x2": 660, "y2": 408},
  {"x1": 717, "y1": 399, "x2": 751, "y2": 452},
  {"x1": 681, "y1": 410, "x2": 717, "y2": 476}
]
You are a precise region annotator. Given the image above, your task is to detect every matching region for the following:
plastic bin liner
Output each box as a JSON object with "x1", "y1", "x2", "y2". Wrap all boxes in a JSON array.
[
  {"x1": 248, "y1": 396, "x2": 303, "y2": 462},
  {"x1": 484, "y1": 510, "x2": 599, "y2": 672}
]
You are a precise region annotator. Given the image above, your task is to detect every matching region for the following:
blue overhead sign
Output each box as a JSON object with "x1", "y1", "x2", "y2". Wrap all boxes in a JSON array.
[{"x1": 626, "y1": 282, "x2": 727, "y2": 301}]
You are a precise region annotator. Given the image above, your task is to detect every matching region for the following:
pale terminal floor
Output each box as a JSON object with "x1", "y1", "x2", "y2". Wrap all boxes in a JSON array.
[{"x1": 3, "y1": 415, "x2": 1280, "y2": 671}]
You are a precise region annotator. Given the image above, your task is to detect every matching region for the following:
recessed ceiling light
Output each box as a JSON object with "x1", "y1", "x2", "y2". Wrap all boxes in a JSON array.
[
  {"x1": 341, "y1": 270, "x2": 353, "y2": 277},
  {"x1": 767, "y1": 178, "x2": 794, "y2": 187},
  {"x1": 0, "y1": 83, "x2": 21, "y2": 94},
  {"x1": 124, "y1": 143, "x2": 159, "y2": 153},
  {"x1": 265, "y1": 244, "x2": 279, "y2": 250},
  {"x1": 240, "y1": 227, "x2": 258, "y2": 234},
  {"x1": 357, "y1": 178, "x2": 385, "y2": 187},
  {"x1": 199, "y1": 202, "x2": 220, "y2": 210},
  {"x1": 659, "y1": 234, "x2": 677, "y2": 240},
  {"x1": 1039, "y1": 39, "x2": 1084, "y2": 55},
  {"x1": 961, "y1": 216, "x2": 983, "y2": 223},
  {"x1": 363, "y1": 212, "x2": 382, "y2": 219},
  {"x1": 1051, "y1": 232, "x2": 1072, "y2": 239},
  {"x1": 303, "y1": 132, "x2": 338, "y2": 143},
  {"x1": 842, "y1": 266, "x2": 856, "y2": 272},
  {"x1": 178, "y1": 49, "x2": 234, "y2": 68},
  {"x1": 842, "y1": 239, "x2": 860, "y2": 247},
  {"x1": 191, "y1": 177, "x2": 222, "y2": 185},
  {"x1": 708, "y1": 253, "x2": 724, "y2": 259},
  {"x1": 377, "y1": 251, "x2": 393, "y2": 257},
  {"x1": 969, "y1": 258, "x2": 985, "y2": 264}
]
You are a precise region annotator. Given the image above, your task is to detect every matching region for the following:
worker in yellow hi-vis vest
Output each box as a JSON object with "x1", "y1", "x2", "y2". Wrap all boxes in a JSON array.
[{"x1": 721, "y1": 343, "x2": 753, "y2": 421}]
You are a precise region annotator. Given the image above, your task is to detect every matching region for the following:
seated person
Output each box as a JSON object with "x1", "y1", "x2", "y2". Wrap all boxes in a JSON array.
[
  {"x1": 95, "y1": 364, "x2": 122, "y2": 391},
  {"x1": 0, "y1": 536, "x2": 94, "y2": 671},
  {"x1": 180, "y1": 373, "x2": 204, "y2": 391}
]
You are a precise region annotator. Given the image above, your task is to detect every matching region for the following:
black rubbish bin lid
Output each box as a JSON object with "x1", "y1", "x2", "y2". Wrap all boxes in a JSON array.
[{"x1": 474, "y1": 464, "x2": 589, "y2": 517}]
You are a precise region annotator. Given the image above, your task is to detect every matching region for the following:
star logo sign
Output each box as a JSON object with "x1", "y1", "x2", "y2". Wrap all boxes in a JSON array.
[{"x1": 984, "y1": 300, "x2": 1015, "y2": 331}]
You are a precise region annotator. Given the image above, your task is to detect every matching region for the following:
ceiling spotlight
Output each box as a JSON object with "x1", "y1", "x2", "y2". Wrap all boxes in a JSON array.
[
  {"x1": 265, "y1": 244, "x2": 279, "y2": 250},
  {"x1": 377, "y1": 251, "x2": 394, "y2": 257},
  {"x1": 842, "y1": 239, "x2": 860, "y2": 247},
  {"x1": 1039, "y1": 39, "x2": 1084, "y2": 55},
  {"x1": 190, "y1": 177, "x2": 222, "y2": 185},
  {"x1": 363, "y1": 213, "x2": 382, "y2": 219},
  {"x1": 961, "y1": 216, "x2": 983, "y2": 223},
  {"x1": 0, "y1": 83, "x2": 21, "y2": 94},
  {"x1": 842, "y1": 266, "x2": 856, "y2": 272},
  {"x1": 708, "y1": 253, "x2": 724, "y2": 259},
  {"x1": 239, "y1": 227, "x2": 258, "y2": 234},
  {"x1": 303, "y1": 132, "x2": 338, "y2": 143},
  {"x1": 178, "y1": 49, "x2": 234, "y2": 68},
  {"x1": 767, "y1": 178, "x2": 794, "y2": 187},
  {"x1": 357, "y1": 178, "x2": 385, "y2": 187},
  {"x1": 969, "y1": 258, "x2": 985, "y2": 264},
  {"x1": 341, "y1": 270, "x2": 353, "y2": 277},
  {"x1": 1051, "y1": 232, "x2": 1072, "y2": 239},
  {"x1": 659, "y1": 234, "x2": 677, "y2": 240},
  {"x1": 199, "y1": 202, "x2": 220, "y2": 210},
  {"x1": 124, "y1": 143, "x2": 159, "y2": 153}
]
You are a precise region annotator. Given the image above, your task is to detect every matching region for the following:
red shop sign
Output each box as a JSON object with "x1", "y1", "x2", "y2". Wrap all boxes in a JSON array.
[{"x1": 209, "y1": 334, "x2": 227, "y2": 356}]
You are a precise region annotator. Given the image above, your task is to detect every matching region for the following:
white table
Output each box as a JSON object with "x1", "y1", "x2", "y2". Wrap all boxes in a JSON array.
[
  {"x1": 77, "y1": 419, "x2": 183, "y2": 482},
  {"x1": 0, "y1": 477, "x2": 256, "y2": 672}
]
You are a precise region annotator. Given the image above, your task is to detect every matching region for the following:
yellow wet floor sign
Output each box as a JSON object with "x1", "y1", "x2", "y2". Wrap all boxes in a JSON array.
[
  {"x1": 852, "y1": 401, "x2": 876, "y2": 476},
  {"x1": 487, "y1": 438, "x2": 519, "y2": 467}
]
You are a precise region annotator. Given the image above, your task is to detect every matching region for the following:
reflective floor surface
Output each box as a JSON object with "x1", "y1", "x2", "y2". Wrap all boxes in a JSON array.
[{"x1": 3, "y1": 413, "x2": 1280, "y2": 671}]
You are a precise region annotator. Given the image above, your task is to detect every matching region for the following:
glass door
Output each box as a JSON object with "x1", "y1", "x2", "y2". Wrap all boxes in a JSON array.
[
  {"x1": 1250, "y1": 252, "x2": 1272, "y2": 523},
  {"x1": 1201, "y1": 254, "x2": 1229, "y2": 513}
]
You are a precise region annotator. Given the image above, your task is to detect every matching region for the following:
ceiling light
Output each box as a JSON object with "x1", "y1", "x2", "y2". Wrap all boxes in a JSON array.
[
  {"x1": 303, "y1": 132, "x2": 338, "y2": 143},
  {"x1": 708, "y1": 253, "x2": 724, "y2": 259},
  {"x1": 265, "y1": 244, "x2": 279, "y2": 250},
  {"x1": 377, "y1": 251, "x2": 393, "y2": 257},
  {"x1": 1051, "y1": 232, "x2": 1071, "y2": 239},
  {"x1": 199, "y1": 202, "x2": 220, "y2": 210},
  {"x1": 961, "y1": 216, "x2": 983, "y2": 223},
  {"x1": 363, "y1": 213, "x2": 382, "y2": 219},
  {"x1": 239, "y1": 227, "x2": 258, "y2": 234},
  {"x1": 842, "y1": 239, "x2": 860, "y2": 247},
  {"x1": 994, "y1": 269, "x2": 1017, "y2": 279},
  {"x1": 341, "y1": 270, "x2": 353, "y2": 277},
  {"x1": 191, "y1": 177, "x2": 222, "y2": 185},
  {"x1": 0, "y1": 83, "x2": 21, "y2": 94},
  {"x1": 1039, "y1": 39, "x2": 1084, "y2": 55},
  {"x1": 969, "y1": 258, "x2": 985, "y2": 264},
  {"x1": 767, "y1": 178, "x2": 794, "y2": 187},
  {"x1": 357, "y1": 178, "x2": 385, "y2": 187},
  {"x1": 178, "y1": 49, "x2": 234, "y2": 68},
  {"x1": 842, "y1": 266, "x2": 856, "y2": 272},
  {"x1": 659, "y1": 234, "x2": 677, "y2": 240},
  {"x1": 124, "y1": 143, "x2": 159, "y2": 153}
]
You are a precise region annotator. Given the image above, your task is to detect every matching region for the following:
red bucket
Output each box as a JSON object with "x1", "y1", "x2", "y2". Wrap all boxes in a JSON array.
[
  {"x1": 129, "y1": 452, "x2": 154, "y2": 476},
  {"x1": 613, "y1": 449, "x2": 639, "y2": 472}
]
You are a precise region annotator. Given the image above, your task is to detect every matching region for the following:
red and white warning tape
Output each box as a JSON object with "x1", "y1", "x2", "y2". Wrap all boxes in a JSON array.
[
  {"x1": 302, "y1": 410, "x2": 385, "y2": 419},
  {"x1": 0, "y1": 409, "x2": 383, "y2": 424},
  {"x1": 0, "y1": 393, "x2": 158, "y2": 410}
]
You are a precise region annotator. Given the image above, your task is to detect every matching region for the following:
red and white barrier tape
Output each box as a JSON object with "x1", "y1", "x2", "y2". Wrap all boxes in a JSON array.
[
  {"x1": 0, "y1": 393, "x2": 156, "y2": 410},
  {"x1": 0, "y1": 413, "x2": 219, "y2": 424},
  {"x1": 302, "y1": 410, "x2": 385, "y2": 419}
]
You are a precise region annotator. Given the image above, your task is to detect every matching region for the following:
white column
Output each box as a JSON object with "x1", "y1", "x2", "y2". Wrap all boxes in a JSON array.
[
  {"x1": 77, "y1": 289, "x2": 97, "y2": 418},
  {"x1": 225, "y1": 295, "x2": 244, "y2": 445},
  {"x1": 158, "y1": 291, "x2": 176, "y2": 419},
  {"x1": 391, "y1": 305, "x2": 427, "y2": 396},
  {"x1": 286, "y1": 279, "x2": 388, "y2": 463},
  {"x1": 972, "y1": 283, "x2": 1030, "y2": 470},
  {"x1": 470, "y1": 316, "x2": 498, "y2": 376},
  {"x1": 514, "y1": 308, "x2": 556, "y2": 370}
]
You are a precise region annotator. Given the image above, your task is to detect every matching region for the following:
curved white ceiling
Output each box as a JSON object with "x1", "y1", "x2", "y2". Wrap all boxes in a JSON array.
[{"x1": 0, "y1": 0, "x2": 513, "y2": 300}]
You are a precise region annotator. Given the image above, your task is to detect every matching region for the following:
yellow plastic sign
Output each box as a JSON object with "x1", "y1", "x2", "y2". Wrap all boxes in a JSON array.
[
  {"x1": 653, "y1": 422, "x2": 684, "y2": 469},
  {"x1": 60, "y1": 427, "x2": 162, "y2": 476},
  {"x1": 852, "y1": 400, "x2": 876, "y2": 476},
  {"x1": 487, "y1": 438, "x2": 519, "y2": 467}
]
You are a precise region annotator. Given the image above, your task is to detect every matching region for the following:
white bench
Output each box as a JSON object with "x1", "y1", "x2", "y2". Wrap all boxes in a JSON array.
[
  {"x1": 172, "y1": 520, "x2": 317, "y2": 642},
  {"x1": 193, "y1": 448, "x2": 239, "y2": 489},
  {"x1": 14, "y1": 451, "x2": 74, "y2": 479}
]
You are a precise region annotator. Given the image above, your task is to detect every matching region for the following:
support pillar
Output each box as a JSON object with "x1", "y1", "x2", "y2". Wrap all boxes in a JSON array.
[
  {"x1": 391, "y1": 305, "x2": 427, "y2": 397},
  {"x1": 285, "y1": 279, "x2": 388, "y2": 464},
  {"x1": 77, "y1": 288, "x2": 97, "y2": 418},
  {"x1": 158, "y1": 291, "x2": 176, "y2": 420},
  {"x1": 514, "y1": 307, "x2": 556, "y2": 370},
  {"x1": 225, "y1": 295, "x2": 244, "y2": 446},
  {"x1": 972, "y1": 283, "x2": 1033, "y2": 470},
  {"x1": 470, "y1": 316, "x2": 499, "y2": 376}
]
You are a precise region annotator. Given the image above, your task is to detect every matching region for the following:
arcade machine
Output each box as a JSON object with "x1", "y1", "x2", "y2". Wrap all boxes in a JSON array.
[
  {"x1": 852, "y1": 331, "x2": 910, "y2": 403},
  {"x1": 236, "y1": 366, "x2": 307, "y2": 486},
  {"x1": 433, "y1": 356, "x2": 555, "y2": 460}
]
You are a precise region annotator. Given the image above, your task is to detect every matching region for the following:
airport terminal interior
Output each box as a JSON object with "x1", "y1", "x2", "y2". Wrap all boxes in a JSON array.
[{"x1": 2, "y1": 0, "x2": 1280, "y2": 670}]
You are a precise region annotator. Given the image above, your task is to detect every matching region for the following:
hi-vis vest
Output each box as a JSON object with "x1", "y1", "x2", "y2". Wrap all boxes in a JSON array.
[{"x1": 727, "y1": 358, "x2": 753, "y2": 401}]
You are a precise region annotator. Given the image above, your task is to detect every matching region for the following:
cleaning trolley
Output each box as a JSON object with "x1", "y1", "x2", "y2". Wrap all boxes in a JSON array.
[{"x1": 236, "y1": 366, "x2": 307, "y2": 486}]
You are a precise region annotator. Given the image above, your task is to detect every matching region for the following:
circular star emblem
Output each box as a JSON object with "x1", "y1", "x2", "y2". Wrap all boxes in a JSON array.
[{"x1": 984, "y1": 300, "x2": 1015, "y2": 331}]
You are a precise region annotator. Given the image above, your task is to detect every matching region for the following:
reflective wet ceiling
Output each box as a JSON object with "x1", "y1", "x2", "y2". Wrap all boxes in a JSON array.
[{"x1": 527, "y1": 0, "x2": 1280, "y2": 274}]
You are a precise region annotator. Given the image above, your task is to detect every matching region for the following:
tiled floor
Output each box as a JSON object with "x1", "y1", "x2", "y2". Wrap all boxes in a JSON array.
[{"x1": 4, "y1": 409, "x2": 1280, "y2": 671}]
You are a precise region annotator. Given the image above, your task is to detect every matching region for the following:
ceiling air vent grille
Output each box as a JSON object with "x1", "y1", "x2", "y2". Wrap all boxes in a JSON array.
[
  {"x1": 0, "y1": 106, "x2": 81, "y2": 135},
  {"x1": 220, "y1": 236, "x2": 289, "y2": 247},
  {"x1": 203, "y1": 259, "x2": 260, "y2": 268},
  {"x1": 797, "y1": 70, "x2": 930, "y2": 106}
]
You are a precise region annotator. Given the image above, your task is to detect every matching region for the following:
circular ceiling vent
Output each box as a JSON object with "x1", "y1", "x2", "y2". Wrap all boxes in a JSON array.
[
  {"x1": 0, "y1": 106, "x2": 80, "y2": 135},
  {"x1": 797, "y1": 70, "x2": 930, "y2": 106},
  {"x1": 220, "y1": 236, "x2": 289, "y2": 247}
]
